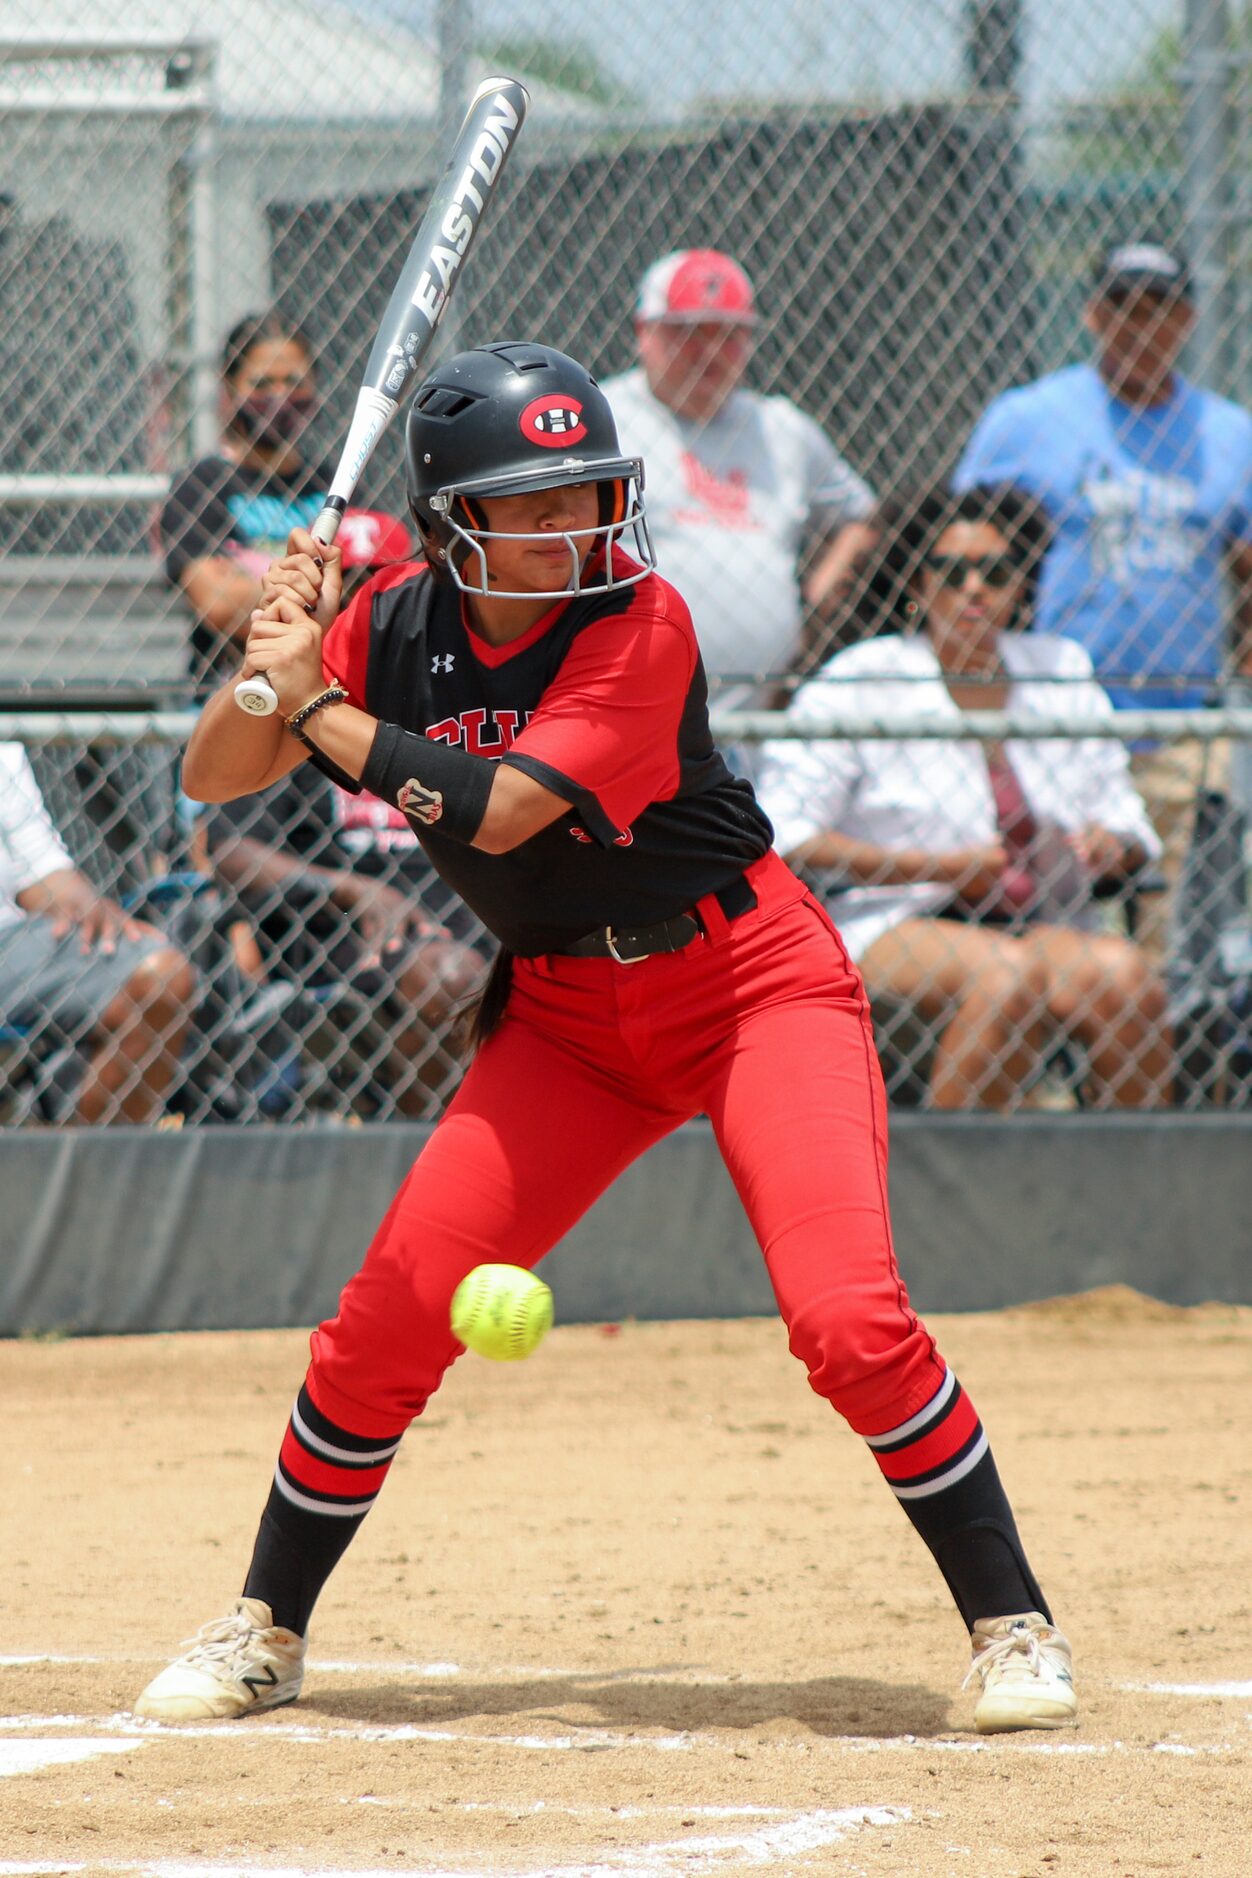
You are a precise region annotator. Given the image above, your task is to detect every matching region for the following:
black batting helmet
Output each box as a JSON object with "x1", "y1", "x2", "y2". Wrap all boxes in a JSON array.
[{"x1": 404, "y1": 342, "x2": 654, "y2": 598}]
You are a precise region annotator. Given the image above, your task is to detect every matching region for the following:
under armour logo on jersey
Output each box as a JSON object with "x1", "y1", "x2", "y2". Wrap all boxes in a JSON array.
[{"x1": 431, "y1": 653, "x2": 455, "y2": 674}]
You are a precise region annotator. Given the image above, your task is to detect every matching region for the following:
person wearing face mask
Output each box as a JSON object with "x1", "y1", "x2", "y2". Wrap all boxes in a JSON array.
[
  {"x1": 160, "y1": 313, "x2": 330, "y2": 695},
  {"x1": 200, "y1": 506, "x2": 490, "y2": 1120}
]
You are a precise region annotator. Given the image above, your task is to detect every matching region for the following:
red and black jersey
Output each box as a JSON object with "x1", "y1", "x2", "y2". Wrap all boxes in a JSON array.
[{"x1": 320, "y1": 554, "x2": 773, "y2": 955}]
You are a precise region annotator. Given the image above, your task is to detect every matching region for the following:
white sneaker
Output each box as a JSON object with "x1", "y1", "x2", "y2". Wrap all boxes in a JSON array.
[
  {"x1": 965, "y1": 1612, "x2": 1078, "y2": 1733},
  {"x1": 133, "y1": 1597, "x2": 306, "y2": 1722}
]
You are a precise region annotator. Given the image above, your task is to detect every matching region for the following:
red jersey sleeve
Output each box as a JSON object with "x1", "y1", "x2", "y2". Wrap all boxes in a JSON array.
[
  {"x1": 503, "y1": 583, "x2": 698, "y2": 842},
  {"x1": 319, "y1": 581, "x2": 371, "y2": 706},
  {"x1": 321, "y1": 560, "x2": 427, "y2": 707}
]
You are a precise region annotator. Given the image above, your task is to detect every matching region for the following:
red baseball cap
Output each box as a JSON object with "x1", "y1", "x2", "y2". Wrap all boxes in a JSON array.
[
  {"x1": 336, "y1": 508, "x2": 414, "y2": 569},
  {"x1": 635, "y1": 249, "x2": 757, "y2": 327}
]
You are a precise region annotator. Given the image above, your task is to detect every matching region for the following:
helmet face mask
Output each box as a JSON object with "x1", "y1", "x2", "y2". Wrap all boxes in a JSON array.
[
  {"x1": 405, "y1": 342, "x2": 656, "y2": 600},
  {"x1": 428, "y1": 469, "x2": 654, "y2": 600}
]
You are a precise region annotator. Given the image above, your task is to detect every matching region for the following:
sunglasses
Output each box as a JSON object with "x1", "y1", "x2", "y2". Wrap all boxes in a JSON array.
[{"x1": 924, "y1": 553, "x2": 1021, "y2": 591}]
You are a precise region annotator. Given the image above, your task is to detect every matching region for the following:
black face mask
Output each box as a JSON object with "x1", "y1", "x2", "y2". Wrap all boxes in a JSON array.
[{"x1": 232, "y1": 393, "x2": 315, "y2": 449}]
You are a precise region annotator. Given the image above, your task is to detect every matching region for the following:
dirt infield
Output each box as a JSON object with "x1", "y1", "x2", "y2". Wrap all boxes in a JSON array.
[{"x1": 1, "y1": 1285, "x2": 1250, "y2": 1877}]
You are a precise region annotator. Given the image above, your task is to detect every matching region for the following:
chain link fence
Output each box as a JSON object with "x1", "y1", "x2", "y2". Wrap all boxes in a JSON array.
[
  {"x1": 2, "y1": 712, "x2": 1249, "y2": 1123},
  {"x1": 2, "y1": 2, "x2": 1252, "y2": 1123}
]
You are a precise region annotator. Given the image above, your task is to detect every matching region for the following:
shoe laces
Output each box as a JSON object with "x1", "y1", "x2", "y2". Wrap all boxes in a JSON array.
[
  {"x1": 175, "y1": 1608, "x2": 266, "y2": 1674},
  {"x1": 962, "y1": 1620, "x2": 1051, "y2": 1691}
]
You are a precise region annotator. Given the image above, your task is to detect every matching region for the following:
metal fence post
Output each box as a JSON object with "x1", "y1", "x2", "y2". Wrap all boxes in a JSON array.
[
  {"x1": 435, "y1": 0, "x2": 474, "y2": 360},
  {"x1": 165, "y1": 41, "x2": 219, "y2": 464},
  {"x1": 1182, "y1": 0, "x2": 1234, "y2": 394},
  {"x1": 963, "y1": 0, "x2": 1024, "y2": 96}
]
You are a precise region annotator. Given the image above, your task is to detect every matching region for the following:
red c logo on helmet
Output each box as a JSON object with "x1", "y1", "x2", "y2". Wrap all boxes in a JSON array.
[{"x1": 519, "y1": 395, "x2": 588, "y2": 449}]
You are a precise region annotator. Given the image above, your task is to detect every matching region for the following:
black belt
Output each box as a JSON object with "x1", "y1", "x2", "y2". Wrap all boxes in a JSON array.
[{"x1": 558, "y1": 872, "x2": 758, "y2": 963}]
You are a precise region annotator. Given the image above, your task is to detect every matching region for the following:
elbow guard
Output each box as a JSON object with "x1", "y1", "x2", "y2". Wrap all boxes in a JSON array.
[{"x1": 361, "y1": 721, "x2": 494, "y2": 845}]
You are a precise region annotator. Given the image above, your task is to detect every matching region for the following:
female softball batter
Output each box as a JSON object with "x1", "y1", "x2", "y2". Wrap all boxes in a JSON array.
[{"x1": 137, "y1": 343, "x2": 1076, "y2": 1734}]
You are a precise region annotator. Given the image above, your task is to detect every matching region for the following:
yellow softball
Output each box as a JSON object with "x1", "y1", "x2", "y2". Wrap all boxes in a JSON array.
[{"x1": 450, "y1": 1264, "x2": 554, "y2": 1361}]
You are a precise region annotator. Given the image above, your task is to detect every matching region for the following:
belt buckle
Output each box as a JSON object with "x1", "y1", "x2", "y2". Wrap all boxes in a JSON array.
[{"x1": 605, "y1": 926, "x2": 649, "y2": 965}]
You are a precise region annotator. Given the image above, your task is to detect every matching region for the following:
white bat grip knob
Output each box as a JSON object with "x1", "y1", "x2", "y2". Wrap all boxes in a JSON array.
[{"x1": 234, "y1": 672, "x2": 281, "y2": 716}]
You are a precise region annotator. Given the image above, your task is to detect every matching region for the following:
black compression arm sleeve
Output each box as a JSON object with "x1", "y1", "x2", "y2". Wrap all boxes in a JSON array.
[
  {"x1": 361, "y1": 720, "x2": 494, "y2": 845},
  {"x1": 304, "y1": 746, "x2": 365, "y2": 795}
]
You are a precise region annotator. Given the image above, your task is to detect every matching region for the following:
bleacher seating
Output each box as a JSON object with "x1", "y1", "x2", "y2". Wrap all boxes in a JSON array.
[
  {"x1": 0, "y1": 192, "x2": 189, "y2": 704},
  {"x1": 0, "y1": 554, "x2": 190, "y2": 700}
]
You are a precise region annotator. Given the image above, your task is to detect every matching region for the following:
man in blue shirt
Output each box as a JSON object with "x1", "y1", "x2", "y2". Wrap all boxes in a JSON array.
[
  {"x1": 956, "y1": 242, "x2": 1252, "y2": 948},
  {"x1": 957, "y1": 242, "x2": 1252, "y2": 710}
]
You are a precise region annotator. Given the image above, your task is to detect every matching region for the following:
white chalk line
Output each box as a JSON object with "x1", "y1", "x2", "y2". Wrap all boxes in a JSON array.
[
  {"x1": 0, "y1": 1715, "x2": 702, "y2": 1753},
  {"x1": 0, "y1": 1807, "x2": 911, "y2": 1878},
  {"x1": 0, "y1": 1713, "x2": 1240, "y2": 1760},
  {"x1": 1125, "y1": 1680, "x2": 1252, "y2": 1698},
  {"x1": 0, "y1": 1738, "x2": 141, "y2": 1777}
]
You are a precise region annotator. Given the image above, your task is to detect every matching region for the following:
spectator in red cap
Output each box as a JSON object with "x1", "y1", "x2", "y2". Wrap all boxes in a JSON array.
[
  {"x1": 602, "y1": 249, "x2": 877, "y2": 768},
  {"x1": 334, "y1": 508, "x2": 417, "y2": 603},
  {"x1": 203, "y1": 505, "x2": 489, "y2": 1118}
]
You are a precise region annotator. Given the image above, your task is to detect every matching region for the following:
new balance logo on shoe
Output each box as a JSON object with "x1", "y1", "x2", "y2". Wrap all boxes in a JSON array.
[
  {"x1": 133, "y1": 1597, "x2": 306, "y2": 1723},
  {"x1": 242, "y1": 1664, "x2": 280, "y2": 1698}
]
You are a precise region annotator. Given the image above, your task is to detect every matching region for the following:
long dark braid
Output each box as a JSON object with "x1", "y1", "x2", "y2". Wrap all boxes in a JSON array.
[{"x1": 460, "y1": 946, "x2": 515, "y2": 1054}]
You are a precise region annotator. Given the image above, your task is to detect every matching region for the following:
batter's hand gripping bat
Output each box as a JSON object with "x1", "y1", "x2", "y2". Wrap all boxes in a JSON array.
[{"x1": 234, "y1": 74, "x2": 530, "y2": 716}]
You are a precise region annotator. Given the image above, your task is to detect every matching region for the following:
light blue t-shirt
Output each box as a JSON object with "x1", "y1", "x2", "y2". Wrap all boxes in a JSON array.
[{"x1": 955, "y1": 363, "x2": 1252, "y2": 708}]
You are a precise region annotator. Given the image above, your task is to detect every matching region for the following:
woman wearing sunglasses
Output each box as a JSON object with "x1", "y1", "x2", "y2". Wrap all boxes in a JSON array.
[{"x1": 758, "y1": 483, "x2": 1173, "y2": 1110}]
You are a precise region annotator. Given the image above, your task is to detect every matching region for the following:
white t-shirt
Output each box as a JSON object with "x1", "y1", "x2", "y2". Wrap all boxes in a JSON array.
[
  {"x1": 0, "y1": 743, "x2": 73, "y2": 934},
  {"x1": 756, "y1": 633, "x2": 1161, "y2": 962},
  {"x1": 603, "y1": 368, "x2": 874, "y2": 708}
]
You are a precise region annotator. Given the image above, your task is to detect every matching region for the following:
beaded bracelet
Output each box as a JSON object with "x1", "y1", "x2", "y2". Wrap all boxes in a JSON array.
[{"x1": 285, "y1": 685, "x2": 349, "y2": 738}]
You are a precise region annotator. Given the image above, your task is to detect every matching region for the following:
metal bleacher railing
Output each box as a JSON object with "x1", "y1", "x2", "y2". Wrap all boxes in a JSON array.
[{"x1": 2, "y1": 707, "x2": 1249, "y2": 1125}]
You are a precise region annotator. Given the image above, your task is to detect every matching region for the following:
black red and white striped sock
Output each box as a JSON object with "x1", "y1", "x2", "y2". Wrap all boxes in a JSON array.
[
  {"x1": 864, "y1": 1365, "x2": 987, "y2": 1502},
  {"x1": 242, "y1": 1383, "x2": 405, "y2": 1636},
  {"x1": 864, "y1": 1367, "x2": 1050, "y2": 1629},
  {"x1": 274, "y1": 1384, "x2": 403, "y2": 1518}
]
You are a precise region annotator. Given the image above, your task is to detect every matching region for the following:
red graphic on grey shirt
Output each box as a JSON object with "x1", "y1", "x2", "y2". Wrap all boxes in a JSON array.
[{"x1": 675, "y1": 453, "x2": 761, "y2": 527}]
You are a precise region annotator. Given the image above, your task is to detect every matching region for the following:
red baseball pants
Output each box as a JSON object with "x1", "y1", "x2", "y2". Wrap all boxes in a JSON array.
[{"x1": 308, "y1": 850, "x2": 947, "y2": 1438}]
